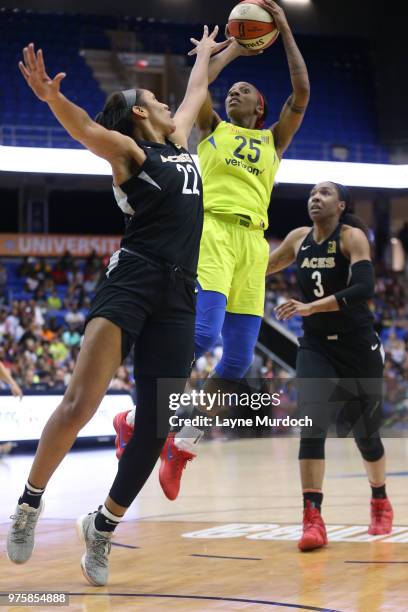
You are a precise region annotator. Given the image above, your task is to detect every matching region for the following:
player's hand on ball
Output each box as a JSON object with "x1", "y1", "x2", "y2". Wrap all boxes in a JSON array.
[
  {"x1": 188, "y1": 25, "x2": 232, "y2": 57},
  {"x1": 224, "y1": 26, "x2": 264, "y2": 56},
  {"x1": 261, "y1": 0, "x2": 288, "y2": 30},
  {"x1": 19, "y1": 43, "x2": 66, "y2": 102},
  {"x1": 275, "y1": 299, "x2": 314, "y2": 321}
]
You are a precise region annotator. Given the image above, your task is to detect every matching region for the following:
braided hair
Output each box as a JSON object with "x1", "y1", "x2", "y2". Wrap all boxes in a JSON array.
[{"x1": 95, "y1": 89, "x2": 145, "y2": 136}]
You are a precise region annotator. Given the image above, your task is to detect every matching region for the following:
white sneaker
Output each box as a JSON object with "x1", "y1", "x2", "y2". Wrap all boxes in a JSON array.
[
  {"x1": 76, "y1": 511, "x2": 113, "y2": 586},
  {"x1": 7, "y1": 498, "x2": 44, "y2": 564}
]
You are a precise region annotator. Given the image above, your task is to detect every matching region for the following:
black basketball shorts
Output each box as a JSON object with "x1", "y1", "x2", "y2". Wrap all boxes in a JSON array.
[
  {"x1": 85, "y1": 248, "x2": 197, "y2": 378},
  {"x1": 296, "y1": 326, "x2": 385, "y2": 438}
]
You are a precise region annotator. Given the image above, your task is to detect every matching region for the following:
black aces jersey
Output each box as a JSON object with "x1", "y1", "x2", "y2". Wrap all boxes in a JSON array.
[
  {"x1": 113, "y1": 139, "x2": 203, "y2": 274},
  {"x1": 296, "y1": 224, "x2": 373, "y2": 335}
]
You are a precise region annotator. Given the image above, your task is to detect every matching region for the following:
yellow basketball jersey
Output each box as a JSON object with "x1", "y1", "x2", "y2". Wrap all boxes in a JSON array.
[{"x1": 197, "y1": 121, "x2": 280, "y2": 229}]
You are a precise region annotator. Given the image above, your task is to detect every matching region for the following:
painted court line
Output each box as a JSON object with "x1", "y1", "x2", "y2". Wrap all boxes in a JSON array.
[
  {"x1": 191, "y1": 553, "x2": 262, "y2": 561},
  {"x1": 111, "y1": 542, "x2": 139, "y2": 549},
  {"x1": 69, "y1": 592, "x2": 343, "y2": 611},
  {"x1": 345, "y1": 560, "x2": 408, "y2": 564}
]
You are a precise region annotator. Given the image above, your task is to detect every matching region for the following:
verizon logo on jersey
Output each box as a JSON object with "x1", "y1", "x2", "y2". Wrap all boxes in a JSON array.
[
  {"x1": 224, "y1": 158, "x2": 264, "y2": 176},
  {"x1": 160, "y1": 153, "x2": 193, "y2": 164}
]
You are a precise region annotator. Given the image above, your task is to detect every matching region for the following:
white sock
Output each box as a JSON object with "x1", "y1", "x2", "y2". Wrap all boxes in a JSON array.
[
  {"x1": 100, "y1": 504, "x2": 122, "y2": 523},
  {"x1": 126, "y1": 407, "x2": 136, "y2": 427},
  {"x1": 26, "y1": 481, "x2": 45, "y2": 494},
  {"x1": 174, "y1": 426, "x2": 204, "y2": 453}
]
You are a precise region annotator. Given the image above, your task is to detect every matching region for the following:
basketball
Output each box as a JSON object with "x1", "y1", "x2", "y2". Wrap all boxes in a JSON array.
[{"x1": 227, "y1": 0, "x2": 279, "y2": 51}]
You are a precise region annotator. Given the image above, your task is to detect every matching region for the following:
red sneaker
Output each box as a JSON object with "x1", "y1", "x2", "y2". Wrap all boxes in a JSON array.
[
  {"x1": 159, "y1": 433, "x2": 196, "y2": 500},
  {"x1": 298, "y1": 501, "x2": 328, "y2": 552},
  {"x1": 368, "y1": 498, "x2": 394, "y2": 535},
  {"x1": 113, "y1": 410, "x2": 134, "y2": 460}
]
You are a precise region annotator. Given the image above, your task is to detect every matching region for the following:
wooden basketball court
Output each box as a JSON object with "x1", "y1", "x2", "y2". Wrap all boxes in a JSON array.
[{"x1": 1, "y1": 437, "x2": 407, "y2": 611}]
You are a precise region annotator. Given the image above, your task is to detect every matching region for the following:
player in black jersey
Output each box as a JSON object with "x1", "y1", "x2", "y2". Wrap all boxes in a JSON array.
[
  {"x1": 8, "y1": 29, "x2": 227, "y2": 585},
  {"x1": 267, "y1": 181, "x2": 393, "y2": 551}
]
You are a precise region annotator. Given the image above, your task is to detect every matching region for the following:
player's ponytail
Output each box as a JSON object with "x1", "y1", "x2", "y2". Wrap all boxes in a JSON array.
[
  {"x1": 330, "y1": 182, "x2": 371, "y2": 240},
  {"x1": 95, "y1": 89, "x2": 145, "y2": 136}
]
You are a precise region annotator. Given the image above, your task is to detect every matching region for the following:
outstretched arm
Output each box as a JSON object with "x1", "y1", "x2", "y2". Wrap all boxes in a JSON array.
[
  {"x1": 188, "y1": 39, "x2": 261, "y2": 141},
  {"x1": 19, "y1": 43, "x2": 144, "y2": 168},
  {"x1": 0, "y1": 361, "x2": 23, "y2": 399},
  {"x1": 262, "y1": 1, "x2": 310, "y2": 158},
  {"x1": 173, "y1": 26, "x2": 230, "y2": 147}
]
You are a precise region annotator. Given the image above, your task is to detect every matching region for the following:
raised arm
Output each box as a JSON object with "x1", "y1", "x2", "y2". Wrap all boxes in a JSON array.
[
  {"x1": 195, "y1": 91, "x2": 221, "y2": 142},
  {"x1": 19, "y1": 43, "x2": 144, "y2": 169},
  {"x1": 172, "y1": 26, "x2": 230, "y2": 148},
  {"x1": 262, "y1": 1, "x2": 310, "y2": 158},
  {"x1": 188, "y1": 39, "x2": 261, "y2": 141}
]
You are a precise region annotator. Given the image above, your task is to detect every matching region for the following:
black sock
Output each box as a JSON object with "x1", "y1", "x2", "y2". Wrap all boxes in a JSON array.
[
  {"x1": 303, "y1": 491, "x2": 323, "y2": 512},
  {"x1": 371, "y1": 484, "x2": 387, "y2": 499},
  {"x1": 19, "y1": 481, "x2": 45, "y2": 509},
  {"x1": 94, "y1": 505, "x2": 122, "y2": 533}
]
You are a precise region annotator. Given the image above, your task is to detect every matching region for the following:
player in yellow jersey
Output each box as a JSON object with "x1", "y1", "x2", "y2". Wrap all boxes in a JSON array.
[{"x1": 114, "y1": 1, "x2": 310, "y2": 499}]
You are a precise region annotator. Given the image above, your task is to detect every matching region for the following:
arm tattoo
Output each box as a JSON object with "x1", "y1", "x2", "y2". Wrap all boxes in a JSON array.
[{"x1": 286, "y1": 95, "x2": 307, "y2": 115}]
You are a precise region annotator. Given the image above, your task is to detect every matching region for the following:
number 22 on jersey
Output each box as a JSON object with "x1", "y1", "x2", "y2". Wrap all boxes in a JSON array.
[{"x1": 177, "y1": 164, "x2": 200, "y2": 196}]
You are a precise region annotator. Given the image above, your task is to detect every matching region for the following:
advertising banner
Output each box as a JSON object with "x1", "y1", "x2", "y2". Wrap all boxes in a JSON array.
[{"x1": 0, "y1": 234, "x2": 121, "y2": 257}]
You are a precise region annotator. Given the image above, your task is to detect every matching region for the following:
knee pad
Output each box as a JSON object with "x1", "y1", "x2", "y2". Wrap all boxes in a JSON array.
[
  {"x1": 299, "y1": 437, "x2": 326, "y2": 460},
  {"x1": 355, "y1": 437, "x2": 384, "y2": 462}
]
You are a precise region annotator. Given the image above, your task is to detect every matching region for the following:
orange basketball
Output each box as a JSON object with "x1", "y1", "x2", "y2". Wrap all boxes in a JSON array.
[{"x1": 227, "y1": 0, "x2": 279, "y2": 51}]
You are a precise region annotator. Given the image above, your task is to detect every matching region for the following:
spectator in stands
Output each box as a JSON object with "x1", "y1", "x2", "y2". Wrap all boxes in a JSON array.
[
  {"x1": 0, "y1": 309, "x2": 7, "y2": 336},
  {"x1": 5, "y1": 305, "x2": 21, "y2": 338},
  {"x1": 47, "y1": 288, "x2": 62, "y2": 310},
  {"x1": 19, "y1": 322, "x2": 39, "y2": 346},
  {"x1": 51, "y1": 262, "x2": 67, "y2": 285},
  {"x1": 66, "y1": 282, "x2": 85, "y2": 307},
  {"x1": 64, "y1": 302, "x2": 85, "y2": 327},
  {"x1": 0, "y1": 251, "x2": 406, "y2": 418},
  {"x1": 0, "y1": 263, "x2": 8, "y2": 304},
  {"x1": 85, "y1": 249, "x2": 102, "y2": 275},
  {"x1": 33, "y1": 285, "x2": 47, "y2": 305},
  {"x1": 261, "y1": 358, "x2": 275, "y2": 379},
  {"x1": 83, "y1": 270, "x2": 99, "y2": 294},
  {"x1": 59, "y1": 250, "x2": 75, "y2": 273},
  {"x1": 49, "y1": 333, "x2": 69, "y2": 365},
  {"x1": 384, "y1": 330, "x2": 406, "y2": 366},
  {"x1": 25, "y1": 272, "x2": 40, "y2": 292},
  {"x1": 110, "y1": 366, "x2": 132, "y2": 391},
  {"x1": 18, "y1": 256, "x2": 35, "y2": 278},
  {"x1": 398, "y1": 222, "x2": 408, "y2": 262},
  {"x1": 62, "y1": 324, "x2": 81, "y2": 348}
]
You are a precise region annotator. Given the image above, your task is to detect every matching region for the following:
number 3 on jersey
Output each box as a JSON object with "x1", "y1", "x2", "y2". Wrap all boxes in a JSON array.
[
  {"x1": 177, "y1": 164, "x2": 200, "y2": 196},
  {"x1": 311, "y1": 271, "x2": 325, "y2": 297}
]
